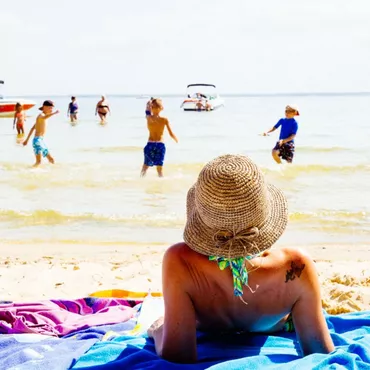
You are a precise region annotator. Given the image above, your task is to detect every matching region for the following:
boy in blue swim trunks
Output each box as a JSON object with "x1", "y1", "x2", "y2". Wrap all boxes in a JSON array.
[
  {"x1": 23, "y1": 100, "x2": 59, "y2": 167},
  {"x1": 263, "y1": 104, "x2": 299, "y2": 164},
  {"x1": 141, "y1": 98, "x2": 178, "y2": 177}
]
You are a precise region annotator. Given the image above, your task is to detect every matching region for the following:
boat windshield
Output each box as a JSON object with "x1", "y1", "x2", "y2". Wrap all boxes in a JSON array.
[{"x1": 186, "y1": 84, "x2": 218, "y2": 100}]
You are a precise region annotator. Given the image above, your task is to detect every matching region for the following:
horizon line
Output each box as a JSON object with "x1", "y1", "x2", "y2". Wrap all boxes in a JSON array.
[{"x1": 5, "y1": 91, "x2": 370, "y2": 98}]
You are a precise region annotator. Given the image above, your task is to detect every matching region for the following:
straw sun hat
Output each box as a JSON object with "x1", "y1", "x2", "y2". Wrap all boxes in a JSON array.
[{"x1": 184, "y1": 155, "x2": 288, "y2": 258}]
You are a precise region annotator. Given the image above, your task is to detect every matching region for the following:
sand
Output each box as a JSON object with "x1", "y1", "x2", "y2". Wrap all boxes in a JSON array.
[{"x1": 0, "y1": 243, "x2": 369, "y2": 314}]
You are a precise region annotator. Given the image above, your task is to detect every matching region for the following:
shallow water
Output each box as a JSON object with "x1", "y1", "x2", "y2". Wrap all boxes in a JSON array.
[{"x1": 1, "y1": 95, "x2": 369, "y2": 248}]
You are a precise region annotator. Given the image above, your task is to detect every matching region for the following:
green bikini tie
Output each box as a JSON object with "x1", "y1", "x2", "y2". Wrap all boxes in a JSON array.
[{"x1": 209, "y1": 255, "x2": 258, "y2": 297}]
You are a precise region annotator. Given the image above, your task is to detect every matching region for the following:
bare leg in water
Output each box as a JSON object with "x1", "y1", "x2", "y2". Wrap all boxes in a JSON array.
[
  {"x1": 272, "y1": 149, "x2": 282, "y2": 164},
  {"x1": 33, "y1": 153, "x2": 54, "y2": 167},
  {"x1": 98, "y1": 112, "x2": 107, "y2": 124},
  {"x1": 156, "y1": 166, "x2": 163, "y2": 177},
  {"x1": 141, "y1": 164, "x2": 149, "y2": 177}
]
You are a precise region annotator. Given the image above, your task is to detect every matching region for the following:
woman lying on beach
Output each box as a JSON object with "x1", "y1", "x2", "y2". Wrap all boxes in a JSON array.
[{"x1": 148, "y1": 154, "x2": 335, "y2": 363}]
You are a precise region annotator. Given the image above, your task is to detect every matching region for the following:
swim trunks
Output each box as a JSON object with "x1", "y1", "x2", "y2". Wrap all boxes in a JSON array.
[
  {"x1": 143, "y1": 142, "x2": 166, "y2": 166},
  {"x1": 145, "y1": 110, "x2": 151, "y2": 116},
  {"x1": 32, "y1": 137, "x2": 49, "y2": 157},
  {"x1": 273, "y1": 141, "x2": 295, "y2": 163}
]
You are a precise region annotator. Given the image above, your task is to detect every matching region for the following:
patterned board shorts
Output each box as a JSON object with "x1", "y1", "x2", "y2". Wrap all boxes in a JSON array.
[
  {"x1": 32, "y1": 137, "x2": 49, "y2": 157},
  {"x1": 144, "y1": 142, "x2": 166, "y2": 167},
  {"x1": 273, "y1": 141, "x2": 295, "y2": 163}
]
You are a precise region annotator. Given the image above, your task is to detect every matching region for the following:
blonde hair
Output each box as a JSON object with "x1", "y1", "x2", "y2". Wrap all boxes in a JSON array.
[{"x1": 151, "y1": 98, "x2": 163, "y2": 110}]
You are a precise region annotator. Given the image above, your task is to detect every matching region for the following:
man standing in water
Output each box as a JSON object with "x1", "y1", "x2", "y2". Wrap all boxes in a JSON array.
[
  {"x1": 263, "y1": 105, "x2": 299, "y2": 164},
  {"x1": 141, "y1": 98, "x2": 178, "y2": 177}
]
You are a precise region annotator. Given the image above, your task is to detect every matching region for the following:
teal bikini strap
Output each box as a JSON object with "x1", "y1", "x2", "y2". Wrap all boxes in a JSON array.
[{"x1": 209, "y1": 254, "x2": 258, "y2": 297}]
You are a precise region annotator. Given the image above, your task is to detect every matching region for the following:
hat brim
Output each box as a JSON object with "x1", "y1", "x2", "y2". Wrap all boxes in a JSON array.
[
  {"x1": 39, "y1": 104, "x2": 54, "y2": 110},
  {"x1": 183, "y1": 183, "x2": 288, "y2": 258}
]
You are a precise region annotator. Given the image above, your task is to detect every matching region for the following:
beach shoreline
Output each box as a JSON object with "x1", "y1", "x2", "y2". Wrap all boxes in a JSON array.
[{"x1": 0, "y1": 243, "x2": 369, "y2": 314}]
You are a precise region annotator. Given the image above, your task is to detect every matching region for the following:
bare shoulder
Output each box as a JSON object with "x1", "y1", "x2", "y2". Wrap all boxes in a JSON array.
[
  {"x1": 163, "y1": 242, "x2": 196, "y2": 264},
  {"x1": 278, "y1": 247, "x2": 318, "y2": 282},
  {"x1": 278, "y1": 247, "x2": 313, "y2": 261},
  {"x1": 160, "y1": 116, "x2": 169, "y2": 125},
  {"x1": 162, "y1": 243, "x2": 200, "y2": 294},
  {"x1": 163, "y1": 243, "x2": 205, "y2": 275}
]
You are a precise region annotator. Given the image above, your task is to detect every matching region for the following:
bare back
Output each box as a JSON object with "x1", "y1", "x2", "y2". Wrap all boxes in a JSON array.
[
  {"x1": 170, "y1": 244, "x2": 301, "y2": 332},
  {"x1": 156, "y1": 243, "x2": 334, "y2": 362},
  {"x1": 147, "y1": 116, "x2": 168, "y2": 142}
]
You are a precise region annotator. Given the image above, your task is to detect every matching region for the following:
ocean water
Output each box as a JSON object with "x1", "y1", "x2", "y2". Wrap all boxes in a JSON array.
[{"x1": 0, "y1": 94, "x2": 370, "y2": 249}]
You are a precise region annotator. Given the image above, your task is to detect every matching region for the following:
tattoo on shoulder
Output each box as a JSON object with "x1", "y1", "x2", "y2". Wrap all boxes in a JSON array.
[{"x1": 285, "y1": 261, "x2": 306, "y2": 283}]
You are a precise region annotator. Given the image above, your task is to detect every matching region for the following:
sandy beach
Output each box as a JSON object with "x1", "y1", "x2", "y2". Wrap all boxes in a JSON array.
[{"x1": 1, "y1": 243, "x2": 369, "y2": 315}]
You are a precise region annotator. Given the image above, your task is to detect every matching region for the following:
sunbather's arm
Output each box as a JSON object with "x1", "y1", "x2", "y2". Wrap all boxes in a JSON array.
[
  {"x1": 151, "y1": 244, "x2": 196, "y2": 363},
  {"x1": 288, "y1": 249, "x2": 335, "y2": 355}
]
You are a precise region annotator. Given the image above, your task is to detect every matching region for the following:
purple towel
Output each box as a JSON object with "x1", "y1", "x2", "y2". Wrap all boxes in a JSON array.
[{"x1": 0, "y1": 297, "x2": 137, "y2": 337}]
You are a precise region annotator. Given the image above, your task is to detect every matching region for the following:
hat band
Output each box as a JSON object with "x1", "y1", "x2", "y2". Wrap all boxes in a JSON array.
[{"x1": 213, "y1": 226, "x2": 260, "y2": 254}]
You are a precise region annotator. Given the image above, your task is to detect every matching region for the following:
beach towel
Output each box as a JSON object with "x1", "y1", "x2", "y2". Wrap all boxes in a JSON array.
[
  {"x1": 0, "y1": 297, "x2": 137, "y2": 336},
  {"x1": 0, "y1": 333, "x2": 97, "y2": 370},
  {"x1": 1, "y1": 293, "x2": 370, "y2": 369},
  {"x1": 72, "y1": 309, "x2": 370, "y2": 370}
]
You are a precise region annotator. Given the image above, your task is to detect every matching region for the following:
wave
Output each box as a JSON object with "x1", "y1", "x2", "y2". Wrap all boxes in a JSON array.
[
  {"x1": 1, "y1": 208, "x2": 368, "y2": 228},
  {"x1": 289, "y1": 210, "x2": 370, "y2": 221},
  {"x1": 290, "y1": 210, "x2": 369, "y2": 221},
  {"x1": 1, "y1": 159, "x2": 370, "y2": 177},
  {"x1": 289, "y1": 210, "x2": 370, "y2": 233},
  {"x1": 247, "y1": 146, "x2": 352, "y2": 154},
  {"x1": 297, "y1": 146, "x2": 351, "y2": 153},
  {"x1": 0, "y1": 209, "x2": 185, "y2": 227},
  {"x1": 262, "y1": 163, "x2": 370, "y2": 176}
]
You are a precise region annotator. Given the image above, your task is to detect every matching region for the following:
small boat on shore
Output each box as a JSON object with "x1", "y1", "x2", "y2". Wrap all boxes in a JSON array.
[
  {"x1": 181, "y1": 83, "x2": 224, "y2": 111},
  {"x1": 0, "y1": 80, "x2": 36, "y2": 118}
]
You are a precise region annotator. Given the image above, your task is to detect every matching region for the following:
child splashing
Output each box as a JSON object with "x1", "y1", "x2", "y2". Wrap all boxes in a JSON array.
[{"x1": 13, "y1": 103, "x2": 26, "y2": 137}]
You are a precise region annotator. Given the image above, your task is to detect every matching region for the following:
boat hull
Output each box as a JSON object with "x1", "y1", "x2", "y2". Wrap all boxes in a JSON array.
[
  {"x1": 0, "y1": 99, "x2": 36, "y2": 118},
  {"x1": 182, "y1": 98, "x2": 224, "y2": 112}
]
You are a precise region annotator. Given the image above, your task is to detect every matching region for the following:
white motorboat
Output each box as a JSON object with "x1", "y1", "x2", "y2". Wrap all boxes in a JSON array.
[
  {"x1": 181, "y1": 83, "x2": 224, "y2": 111},
  {"x1": 0, "y1": 80, "x2": 36, "y2": 118}
]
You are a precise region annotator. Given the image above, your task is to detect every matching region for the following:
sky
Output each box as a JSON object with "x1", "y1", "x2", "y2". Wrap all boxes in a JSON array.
[{"x1": 1, "y1": 0, "x2": 370, "y2": 95}]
